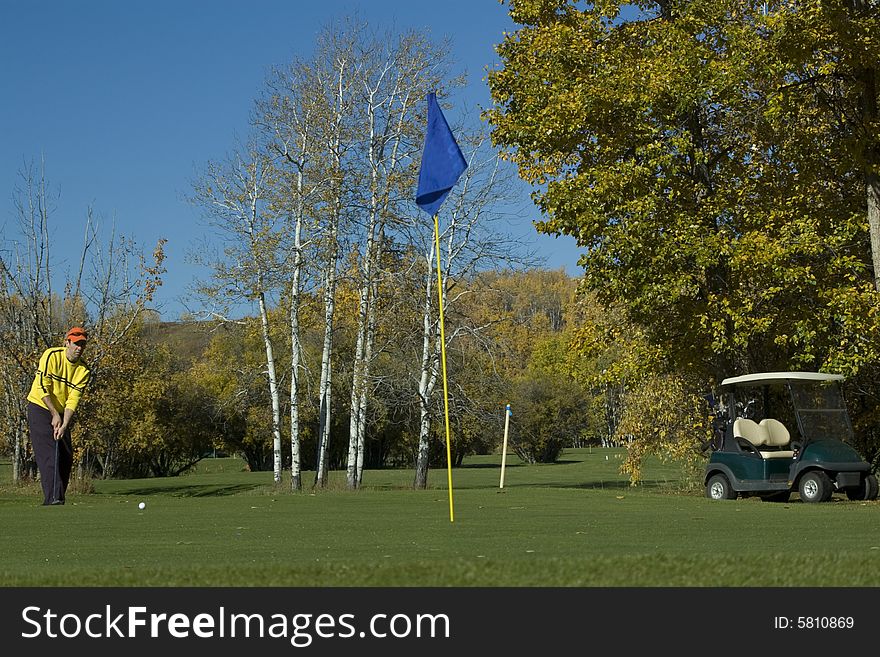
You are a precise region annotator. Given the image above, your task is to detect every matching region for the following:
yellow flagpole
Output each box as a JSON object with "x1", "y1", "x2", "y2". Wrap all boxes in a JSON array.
[
  {"x1": 500, "y1": 403, "x2": 511, "y2": 489},
  {"x1": 434, "y1": 213, "x2": 455, "y2": 523}
]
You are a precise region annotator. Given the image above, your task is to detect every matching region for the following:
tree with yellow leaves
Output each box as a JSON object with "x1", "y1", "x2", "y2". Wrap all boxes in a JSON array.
[
  {"x1": 487, "y1": 0, "x2": 880, "y2": 378},
  {"x1": 487, "y1": 0, "x2": 880, "y2": 475}
]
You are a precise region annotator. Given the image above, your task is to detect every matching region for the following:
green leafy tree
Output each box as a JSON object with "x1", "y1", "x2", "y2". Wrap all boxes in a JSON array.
[
  {"x1": 78, "y1": 327, "x2": 213, "y2": 479},
  {"x1": 506, "y1": 372, "x2": 589, "y2": 463},
  {"x1": 487, "y1": 0, "x2": 880, "y2": 469},
  {"x1": 487, "y1": 0, "x2": 880, "y2": 377}
]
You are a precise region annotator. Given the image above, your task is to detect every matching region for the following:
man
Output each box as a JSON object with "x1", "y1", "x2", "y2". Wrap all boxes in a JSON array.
[{"x1": 26, "y1": 326, "x2": 91, "y2": 505}]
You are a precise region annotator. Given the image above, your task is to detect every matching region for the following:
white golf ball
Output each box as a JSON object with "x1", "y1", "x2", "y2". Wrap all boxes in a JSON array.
[{"x1": 138, "y1": 502, "x2": 146, "y2": 510}]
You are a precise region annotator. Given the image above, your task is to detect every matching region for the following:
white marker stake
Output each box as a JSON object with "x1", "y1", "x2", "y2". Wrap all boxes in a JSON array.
[{"x1": 500, "y1": 403, "x2": 512, "y2": 489}]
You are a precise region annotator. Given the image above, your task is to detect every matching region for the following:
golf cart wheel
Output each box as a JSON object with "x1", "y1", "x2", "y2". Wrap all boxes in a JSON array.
[
  {"x1": 846, "y1": 474, "x2": 879, "y2": 501},
  {"x1": 798, "y1": 471, "x2": 833, "y2": 503},
  {"x1": 706, "y1": 474, "x2": 736, "y2": 500},
  {"x1": 868, "y1": 474, "x2": 879, "y2": 501}
]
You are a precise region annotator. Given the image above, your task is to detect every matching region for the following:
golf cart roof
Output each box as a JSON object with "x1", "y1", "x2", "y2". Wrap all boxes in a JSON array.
[{"x1": 720, "y1": 372, "x2": 845, "y2": 388}]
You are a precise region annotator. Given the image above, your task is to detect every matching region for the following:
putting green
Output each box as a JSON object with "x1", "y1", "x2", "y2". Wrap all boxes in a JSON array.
[{"x1": 2, "y1": 449, "x2": 878, "y2": 586}]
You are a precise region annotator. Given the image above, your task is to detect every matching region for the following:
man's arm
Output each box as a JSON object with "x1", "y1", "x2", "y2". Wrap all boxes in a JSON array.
[
  {"x1": 42, "y1": 395, "x2": 63, "y2": 439},
  {"x1": 58, "y1": 408, "x2": 75, "y2": 439}
]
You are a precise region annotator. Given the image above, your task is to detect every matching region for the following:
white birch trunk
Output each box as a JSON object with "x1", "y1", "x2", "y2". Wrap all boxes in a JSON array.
[
  {"x1": 346, "y1": 309, "x2": 368, "y2": 486},
  {"x1": 346, "y1": 78, "x2": 413, "y2": 488},
  {"x1": 346, "y1": 230, "x2": 373, "y2": 488},
  {"x1": 287, "y1": 120, "x2": 312, "y2": 492},
  {"x1": 256, "y1": 289, "x2": 283, "y2": 485},
  {"x1": 414, "y1": 246, "x2": 441, "y2": 489},
  {"x1": 354, "y1": 287, "x2": 378, "y2": 487},
  {"x1": 346, "y1": 204, "x2": 379, "y2": 488},
  {"x1": 314, "y1": 188, "x2": 341, "y2": 488},
  {"x1": 860, "y1": 63, "x2": 880, "y2": 292},
  {"x1": 289, "y1": 200, "x2": 305, "y2": 492},
  {"x1": 314, "y1": 52, "x2": 348, "y2": 489},
  {"x1": 346, "y1": 78, "x2": 383, "y2": 489},
  {"x1": 314, "y1": 243, "x2": 337, "y2": 487}
]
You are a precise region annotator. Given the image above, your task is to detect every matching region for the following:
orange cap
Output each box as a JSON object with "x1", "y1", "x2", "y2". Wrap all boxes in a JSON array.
[{"x1": 66, "y1": 326, "x2": 88, "y2": 342}]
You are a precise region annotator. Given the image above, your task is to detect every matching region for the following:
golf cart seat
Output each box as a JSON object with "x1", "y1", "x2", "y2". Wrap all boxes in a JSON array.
[
  {"x1": 758, "y1": 419, "x2": 795, "y2": 458},
  {"x1": 733, "y1": 418, "x2": 795, "y2": 459},
  {"x1": 760, "y1": 419, "x2": 792, "y2": 448},
  {"x1": 733, "y1": 418, "x2": 764, "y2": 448}
]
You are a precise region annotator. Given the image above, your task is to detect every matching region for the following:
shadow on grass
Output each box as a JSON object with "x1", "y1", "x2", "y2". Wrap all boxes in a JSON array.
[
  {"x1": 496, "y1": 479, "x2": 674, "y2": 491},
  {"x1": 458, "y1": 459, "x2": 582, "y2": 469},
  {"x1": 108, "y1": 483, "x2": 265, "y2": 497}
]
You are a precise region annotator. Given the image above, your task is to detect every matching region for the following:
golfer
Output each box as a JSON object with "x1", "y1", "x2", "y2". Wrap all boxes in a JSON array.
[{"x1": 26, "y1": 326, "x2": 91, "y2": 505}]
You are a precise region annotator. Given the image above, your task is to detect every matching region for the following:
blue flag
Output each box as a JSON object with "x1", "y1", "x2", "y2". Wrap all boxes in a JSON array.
[{"x1": 415, "y1": 92, "x2": 467, "y2": 216}]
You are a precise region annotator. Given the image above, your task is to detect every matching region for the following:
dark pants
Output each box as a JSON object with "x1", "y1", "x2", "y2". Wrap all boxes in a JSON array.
[{"x1": 27, "y1": 402, "x2": 73, "y2": 505}]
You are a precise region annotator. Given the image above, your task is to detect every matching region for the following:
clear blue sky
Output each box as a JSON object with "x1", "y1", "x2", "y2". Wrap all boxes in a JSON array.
[{"x1": 1, "y1": 0, "x2": 582, "y2": 320}]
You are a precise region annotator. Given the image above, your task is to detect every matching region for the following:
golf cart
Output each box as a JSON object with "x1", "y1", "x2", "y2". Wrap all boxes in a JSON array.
[{"x1": 704, "y1": 372, "x2": 878, "y2": 503}]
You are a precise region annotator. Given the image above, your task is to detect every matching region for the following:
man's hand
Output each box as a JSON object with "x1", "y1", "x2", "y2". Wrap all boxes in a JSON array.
[
  {"x1": 55, "y1": 408, "x2": 75, "y2": 440},
  {"x1": 51, "y1": 413, "x2": 63, "y2": 440}
]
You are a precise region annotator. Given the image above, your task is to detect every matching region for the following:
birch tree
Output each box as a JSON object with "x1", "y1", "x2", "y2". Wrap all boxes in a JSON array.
[
  {"x1": 311, "y1": 24, "x2": 360, "y2": 489},
  {"x1": 188, "y1": 142, "x2": 286, "y2": 484},
  {"x1": 344, "y1": 30, "x2": 455, "y2": 489},
  {"x1": 257, "y1": 60, "x2": 327, "y2": 491},
  {"x1": 242, "y1": 17, "x2": 522, "y2": 489}
]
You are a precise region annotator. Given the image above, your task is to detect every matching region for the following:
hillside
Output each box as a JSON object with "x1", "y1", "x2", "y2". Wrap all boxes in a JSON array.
[{"x1": 142, "y1": 320, "x2": 217, "y2": 364}]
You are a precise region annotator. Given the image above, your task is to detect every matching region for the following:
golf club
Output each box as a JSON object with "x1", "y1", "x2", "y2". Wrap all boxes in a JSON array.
[{"x1": 51, "y1": 438, "x2": 60, "y2": 504}]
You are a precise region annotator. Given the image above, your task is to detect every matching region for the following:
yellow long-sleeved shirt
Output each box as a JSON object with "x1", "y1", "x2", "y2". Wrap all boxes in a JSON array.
[{"x1": 26, "y1": 347, "x2": 91, "y2": 412}]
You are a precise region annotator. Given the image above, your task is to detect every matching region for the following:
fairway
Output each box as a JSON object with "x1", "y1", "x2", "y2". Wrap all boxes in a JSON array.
[{"x1": 2, "y1": 448, "x2": 879, "y2": 586}]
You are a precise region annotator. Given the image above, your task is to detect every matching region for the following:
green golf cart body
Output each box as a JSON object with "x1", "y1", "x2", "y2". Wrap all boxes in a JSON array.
[{"x1": 704, "y1": 372, "x2": 878, "y2": 503}]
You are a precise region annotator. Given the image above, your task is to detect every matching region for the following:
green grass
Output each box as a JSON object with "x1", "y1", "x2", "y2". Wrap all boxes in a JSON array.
[{"x1": 2, "y1": 448, "x2": 879, "y2": 586}]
